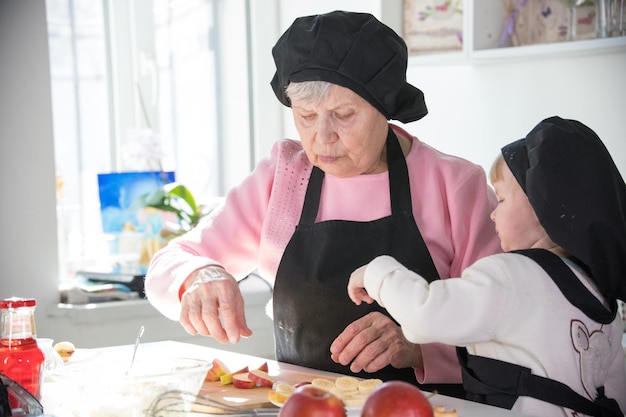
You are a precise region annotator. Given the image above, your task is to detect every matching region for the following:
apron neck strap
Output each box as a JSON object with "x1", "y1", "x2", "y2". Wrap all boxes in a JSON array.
[
  {"x1": 299, "y1": 126, "x2": 412, "y2": 226},
  {"x1": 512, "y1": 248, "x2": 617, "y2": 323}
]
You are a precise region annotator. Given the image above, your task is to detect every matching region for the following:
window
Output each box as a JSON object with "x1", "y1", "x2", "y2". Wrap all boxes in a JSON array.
[{"x1": 46, "y1": 0, "x2": 251, "y2": 281}]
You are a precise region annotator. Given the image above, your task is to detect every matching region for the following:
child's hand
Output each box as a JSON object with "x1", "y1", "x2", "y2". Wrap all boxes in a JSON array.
[{"x1": 347, "y1": 265, "x2": 375, "y2": 305}]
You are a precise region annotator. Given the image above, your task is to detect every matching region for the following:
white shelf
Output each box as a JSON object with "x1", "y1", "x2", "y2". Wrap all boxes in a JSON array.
[
  {"x1": 406, "y1": 0, "x2": 626, "y2": 66},
  {"x1": 470, "y1": 35, "x2": 626, "y2": 62}
]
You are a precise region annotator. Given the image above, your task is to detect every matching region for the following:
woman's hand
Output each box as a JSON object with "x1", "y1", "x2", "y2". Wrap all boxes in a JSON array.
[
  {"x1": 179, "y1": 266, "x2": 253, "y2": 343},
  {"x1": 330, "y1": 311, "x2": 423, "y2": 373}
]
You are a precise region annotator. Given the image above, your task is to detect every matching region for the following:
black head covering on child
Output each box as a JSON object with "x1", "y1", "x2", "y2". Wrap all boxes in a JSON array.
[
  {"x1": 502, "y1": 116, "x2": 626, "y2": 301},
  {"x1": 270, "y1": 10, "x2": 427, "y2": 124}
]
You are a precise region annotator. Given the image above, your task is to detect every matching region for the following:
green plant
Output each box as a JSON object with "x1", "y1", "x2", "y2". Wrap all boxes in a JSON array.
[{"x1": 136, "y1": 181, "x2": 209, "y2": 237}]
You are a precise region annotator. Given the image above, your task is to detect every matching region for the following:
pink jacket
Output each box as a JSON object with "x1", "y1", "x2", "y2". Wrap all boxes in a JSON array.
[{"x1": 145, "y1": 124, "x2": 502, "y2": 384}]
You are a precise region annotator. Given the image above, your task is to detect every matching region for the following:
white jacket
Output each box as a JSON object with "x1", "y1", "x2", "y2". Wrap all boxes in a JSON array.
[{"x1": 363, "y1": 253, "x2": 626, "y2": 417}]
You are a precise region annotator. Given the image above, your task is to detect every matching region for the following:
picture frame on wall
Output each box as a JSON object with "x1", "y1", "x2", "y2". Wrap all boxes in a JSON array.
[
  {"x1": 509, "y1": 0, "x2": 599, "y2": 47},
  {"x1": 403, "y1": 0, "x2": 464, "y2": 55}
]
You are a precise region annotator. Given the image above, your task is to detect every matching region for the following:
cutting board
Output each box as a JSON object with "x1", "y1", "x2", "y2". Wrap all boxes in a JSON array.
[{"x1": 195, "y1": 368, "x2": 332, "y2": 411}]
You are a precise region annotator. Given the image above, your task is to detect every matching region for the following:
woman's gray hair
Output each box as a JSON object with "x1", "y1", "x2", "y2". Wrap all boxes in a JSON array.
[{"x1": 285, "y1": 80, "x2": 331, "y2": 104}]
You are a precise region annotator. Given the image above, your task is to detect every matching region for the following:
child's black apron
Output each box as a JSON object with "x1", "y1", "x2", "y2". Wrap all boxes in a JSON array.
[
  {"x1": 272, "y1": 127, "x2": 464, "y2": 397},
  {"x1": 457, "y1": 248, "x2": 622, "y2": 417}
]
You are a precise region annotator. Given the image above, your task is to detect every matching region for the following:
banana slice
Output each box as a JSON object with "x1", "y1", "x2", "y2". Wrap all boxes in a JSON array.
[
  {"x1": 357, "y1": 378, "x2": 383, "y2": 395},
  {"x1": 274, "y1": 382, "x2": 295, "y2": 395},
  {"x1": 299, "y1": 376, "x2": 384, "y2": 408},
  {"x1": 433, "y1": 406, "x2": 458, "y2": 417},
  {"x1": 311, "y1": 378, "x2": 336, "y2": 392},
  {"x1": 341, "y1": 393, "x2": 369, "y2": 408},
  {"x1": 334, "y1": 376, "x2": 359, "y2": 392},
  {"x1": 331, "y1": 387, "x2": 358, "y2": 399}
]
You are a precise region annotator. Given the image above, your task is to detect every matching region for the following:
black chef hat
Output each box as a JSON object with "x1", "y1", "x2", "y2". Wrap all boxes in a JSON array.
[
  {"x1": 502, "y1": 116, "x2": 626, "y2": 302},
  {"x1": 270, "y1": 10, "x2": 428, "y2": 124}
]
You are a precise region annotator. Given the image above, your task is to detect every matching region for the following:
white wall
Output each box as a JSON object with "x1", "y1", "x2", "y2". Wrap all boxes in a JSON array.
[
  {"x1": 0, "y1": 0, "x2": 60, "y2": 334},
  {"x1": 403, "y1": 52, "x2": 626, "y2": 178}
]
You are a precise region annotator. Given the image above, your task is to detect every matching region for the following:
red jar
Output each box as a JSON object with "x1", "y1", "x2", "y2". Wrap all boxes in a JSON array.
[{"x1": 0, "y1": 297, "x2": 45, "y2": 407}]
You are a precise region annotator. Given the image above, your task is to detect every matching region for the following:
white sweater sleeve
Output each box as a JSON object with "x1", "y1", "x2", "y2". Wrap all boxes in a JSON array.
[{"x1": 364, "y1": 254, "x2": 512, "y2": 346}]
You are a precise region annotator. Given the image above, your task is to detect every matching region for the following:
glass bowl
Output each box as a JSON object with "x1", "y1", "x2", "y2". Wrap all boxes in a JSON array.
[{"x1": 48, "y1": 356, "x2": 210, "y2": 417}]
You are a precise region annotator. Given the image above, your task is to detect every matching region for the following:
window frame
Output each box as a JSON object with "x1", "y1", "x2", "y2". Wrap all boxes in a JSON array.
[{"x1": 47, "y1": 0, "x2": 257, "y2": 281}]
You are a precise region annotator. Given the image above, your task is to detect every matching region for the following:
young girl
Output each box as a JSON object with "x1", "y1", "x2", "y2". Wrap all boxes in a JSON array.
[{"x1": 347, "y1": 116, "x2": 626, "y2": 417}]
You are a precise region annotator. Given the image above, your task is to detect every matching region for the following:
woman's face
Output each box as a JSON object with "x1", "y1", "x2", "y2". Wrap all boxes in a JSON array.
[
  {"x1": 290, "y1": 84, "x2": 390, "y2": 178},
  {"x1": 490, "y1": 163, "x2": 552, "y2": 252}
]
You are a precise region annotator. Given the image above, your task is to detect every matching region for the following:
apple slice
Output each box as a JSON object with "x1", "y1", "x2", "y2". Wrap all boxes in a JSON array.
[
  {"x1": 220, "y1": 366, "x2": 249, "y2": 385},
  {"x1": 205, "y1": 358, "x2": 230, "y2": 382},
  {"x1": 255, "y1": 361, "x2": 269, "y2": 372},
  {"x1": 248, "y1": 369, "x2": 274, "y2": 388},
  {"x1": 232, "y1": 373, "x2": 256, "y2": 389}
]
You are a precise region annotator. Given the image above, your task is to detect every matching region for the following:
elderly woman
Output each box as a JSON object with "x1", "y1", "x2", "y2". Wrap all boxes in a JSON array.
[{"x1": 145, "y1": 10, "x2": 501, "y2": 395}]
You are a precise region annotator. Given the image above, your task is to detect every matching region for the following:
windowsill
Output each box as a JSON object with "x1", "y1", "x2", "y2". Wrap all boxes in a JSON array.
[
  {"x1": 45, "y1": 273, "x2": 275, "y2": 358},
  {"x1": 48, "y1": 273, "x2": 272, "y2": 325}
]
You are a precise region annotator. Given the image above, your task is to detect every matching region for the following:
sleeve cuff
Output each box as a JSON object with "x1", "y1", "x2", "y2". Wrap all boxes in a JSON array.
[
  {"x1": 364, "y1": 255, "x2": 407, "y2": 308},
  {"x1": 418, "y1": 343, "x2": 462, "y2": 384}
]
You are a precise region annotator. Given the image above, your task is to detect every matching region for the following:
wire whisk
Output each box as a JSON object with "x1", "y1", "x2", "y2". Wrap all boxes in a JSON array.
[{"x1": 145, "y1": 390, "x2": 279, "y2": 416}]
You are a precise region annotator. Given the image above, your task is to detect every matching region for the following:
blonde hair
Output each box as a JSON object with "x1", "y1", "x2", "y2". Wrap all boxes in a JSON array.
[{"x1": 489, "y1": 154, "x2": 506, "y2": 184}]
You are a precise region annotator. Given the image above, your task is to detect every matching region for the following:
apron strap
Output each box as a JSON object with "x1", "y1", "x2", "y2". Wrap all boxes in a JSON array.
[
  {"x1": 299, "y1": 166, "x2": 324, "y2": 226},
  {"x1": 512, "y1": 249, "x2": 617, "y2": 324},
  {"x1": 386, "y1": 125, "x2": 413, "y2": 217},
  {"x1": 298, "y1": 126, "x2": 412, "y2": 226},
  {"x1": 457, "y1": 348, "x2": 623, "y2": 417}
]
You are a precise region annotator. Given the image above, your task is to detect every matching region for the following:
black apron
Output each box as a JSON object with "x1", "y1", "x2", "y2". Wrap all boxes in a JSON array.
[
  {"x1": 273, "y1": 127, "x2": 465, "y2": 398},
  {"x1": 457, "y1": 249, "x2": 622, "y2": 417}
]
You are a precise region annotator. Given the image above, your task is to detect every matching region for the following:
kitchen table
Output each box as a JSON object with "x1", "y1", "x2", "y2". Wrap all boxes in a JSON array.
[{"x1": 41, "y1": 340, "x2": 533, "y2": 417}]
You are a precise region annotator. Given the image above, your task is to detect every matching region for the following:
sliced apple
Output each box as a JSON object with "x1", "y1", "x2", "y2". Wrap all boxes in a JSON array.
[
  {"x1": 220, "y1": 366, "x2": 249, "y2": 385},
  {"x1": 205, "y1": 358, "x2": 231, "y2": 382},
  {"x1": 248, "y1": 369, "x2": 274, "y2": 388},
  {"x1": 232, "y1": 373, "x2": 256, "y2": 389},
  {"x1": 255, "y1": 361, "x2": 269, "y2": 372}
]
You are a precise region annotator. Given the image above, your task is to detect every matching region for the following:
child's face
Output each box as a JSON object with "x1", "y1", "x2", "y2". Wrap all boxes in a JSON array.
[{"x1": 490, "y1": 164, "x2": 551, "y2": 252}]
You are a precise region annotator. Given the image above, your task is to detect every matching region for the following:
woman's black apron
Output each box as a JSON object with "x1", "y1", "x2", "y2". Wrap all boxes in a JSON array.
[
  {"x1": 457, "y1": 248, "x2": 623, "y2": 417},
  {"x1": 273, "y1": 126, "x2": 465, "y2": 398}
]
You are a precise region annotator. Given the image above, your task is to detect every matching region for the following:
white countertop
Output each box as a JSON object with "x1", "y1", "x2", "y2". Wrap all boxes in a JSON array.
[{"x1": 41, "y1": 340, "x2": 533, "y2": 417}]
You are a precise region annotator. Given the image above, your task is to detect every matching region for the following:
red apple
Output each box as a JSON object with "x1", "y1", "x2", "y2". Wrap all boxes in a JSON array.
[
  {"x1": 278, "y1": 386, "x2": 346, "y2": 417},
  {"x1": 232, "y1": 373, "x2": 256, "y2": 389},
  {"x1": 361, "y1": 381, "x2": 433, "y2": 417},
  {"x1": 248, "y1": 369, "x2": 274, "y2": 388}
]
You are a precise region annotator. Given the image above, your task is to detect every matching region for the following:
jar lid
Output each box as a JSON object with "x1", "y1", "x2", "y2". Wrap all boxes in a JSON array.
[{"x1": 0, "y1": 297, "x2": 37, "y2": 309}]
